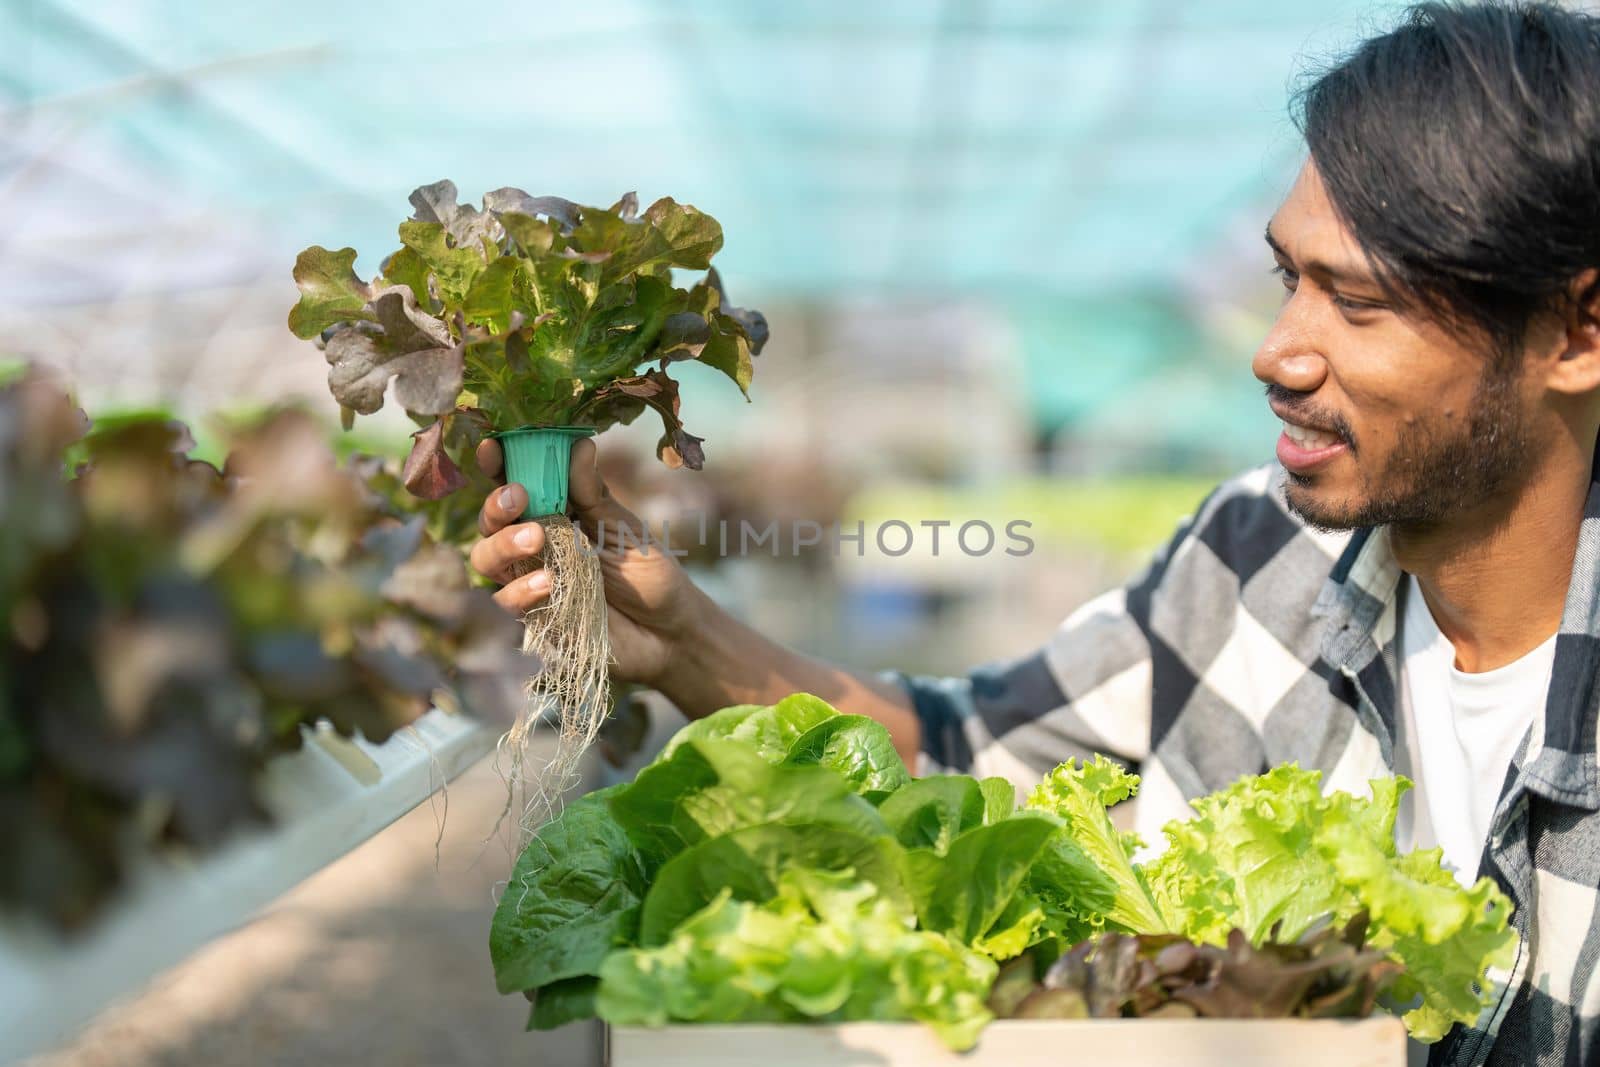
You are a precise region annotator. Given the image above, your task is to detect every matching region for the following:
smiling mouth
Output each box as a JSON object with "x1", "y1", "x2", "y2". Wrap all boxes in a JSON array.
[
  {"x1": 1267, "y1": 392, "x2": 1351, "y2": 450},
  {"x1": 1280, "y1": 419, "x2": 1342, "y2": 451},
  {"x1": 1267, "y1": 395, "x2": 1351, "y2": 474},
  {"x1": 1274, "y1": 415, "x2": 1350, "y2": 476}
]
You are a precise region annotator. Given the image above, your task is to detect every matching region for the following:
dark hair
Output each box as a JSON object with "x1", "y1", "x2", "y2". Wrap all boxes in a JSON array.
[{"x1": 1296, "y1": 2, "x2": 1600, "y2": 362}]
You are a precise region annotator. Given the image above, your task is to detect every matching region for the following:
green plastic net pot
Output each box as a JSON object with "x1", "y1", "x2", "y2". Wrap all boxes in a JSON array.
[{"x1": 492, "y1": 426, "x2": 597, "y2": 520}]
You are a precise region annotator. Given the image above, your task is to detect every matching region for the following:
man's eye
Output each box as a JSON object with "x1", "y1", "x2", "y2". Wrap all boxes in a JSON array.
[
  {"x1": 1333, "y1": 293, "x2": 1384, "y2": 313},
  {"x1": 1270, "y1": 264, "x2": 1298, "y2": 289}
]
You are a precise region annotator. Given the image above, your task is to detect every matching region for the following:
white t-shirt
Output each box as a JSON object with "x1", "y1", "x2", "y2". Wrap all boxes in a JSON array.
[{"x1": 1393, "y1": 575, "x2": 1556, "y2": 887}]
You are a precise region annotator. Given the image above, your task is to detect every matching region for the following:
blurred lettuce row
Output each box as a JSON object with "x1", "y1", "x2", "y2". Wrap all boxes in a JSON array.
[{"x1": 0, "y1": 367, "x2": 527, "y2": 932}]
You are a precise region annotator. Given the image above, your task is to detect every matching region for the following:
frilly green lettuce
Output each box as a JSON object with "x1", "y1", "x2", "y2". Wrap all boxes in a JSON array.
[
  {"x1": 1025, "y1": 756, "x2": 1170, "y2": 932},
  {"x1": 1317, "y1": 816, "x2": 1518, "y2": 1042},
  {"x1": 1141, "y1": 764, "x2": 1517, "y2": 1043}
]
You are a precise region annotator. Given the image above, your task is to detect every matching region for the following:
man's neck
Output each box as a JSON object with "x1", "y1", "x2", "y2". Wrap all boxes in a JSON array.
[{"x1": 1389, "y1": 459, "x2": 1589, "y2": 673}]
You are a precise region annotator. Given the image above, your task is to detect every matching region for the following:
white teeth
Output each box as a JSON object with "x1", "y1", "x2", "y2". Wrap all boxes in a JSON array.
[{"x1": 1282, "y1": 420, "x2": 1339, "y2": 450}]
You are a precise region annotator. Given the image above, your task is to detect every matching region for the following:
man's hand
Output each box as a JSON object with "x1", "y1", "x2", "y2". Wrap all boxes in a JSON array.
[
  {"x1": 469, "y1": 437, "x2": 697, "y2": 688},
  {"x1": 469, "y1": 436, "x2": 920, "y2": 759}
]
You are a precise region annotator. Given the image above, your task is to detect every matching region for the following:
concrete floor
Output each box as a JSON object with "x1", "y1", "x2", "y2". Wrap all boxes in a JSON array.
[{"x1": 24, "y1": 754, "x2": 603, "y2": 1067}]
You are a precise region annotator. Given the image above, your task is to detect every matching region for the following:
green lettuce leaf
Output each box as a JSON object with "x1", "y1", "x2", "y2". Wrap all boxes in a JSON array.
[
  {"x1": 599, "y1": 869, "x2": 996, "y2": 1051},
  {"x1": 1143, "y1": 838, "x2": 1235, "y2": 947},
  {"x1": 488, "y1": 784, "x2": 648, "y2": 995},
  {"x1": 608, "y1": 736, "x2": 886, "y2": 868},
  {"x1": 637, "y1": 822, "x2": 907, "y2": 945},
  {"x1": 878, "y1": 775, "x2": 986, "y2": 852},
  {"x1": 1025, "y1": 756, "x2": 1169, "y2": 932},
  {"x1": 784, "y1": 714, "x2": 911, "y2": 802},
  {"x1": 1148, "y1": 764, "x2": 1353, "y2": 944},
  {"x1": 686, "y1": 268, "x2": 764, "y2": 397},
  {"x1": 1317, "y1": 815, "x2": 1518, "y2": 1042},
  {"x1": 1026, "y1": 832, "x2": 1121, "y2": 948},
  {"x1": 287, "y1": 246, "x2": 372, "y2": 338},
  {"x1": 653, "y1": 702, "x2": 763, "y2": 760},
  {"x1": 719, "y1": 693, "x2": 840, "y2": 763},
  {"x1": 972, "y1": 891, "x2": 1047, "y2": 960},
  {"x1": 600, "y1": 887, "x2": 792, "y2": 1027},
  {"x1": 900, "y1": 814, "x2": 1061, "y2": 945},
  {"x1": 526, "y1": 976, "x2": 599, "y2": 1031},
  {"x1": 979, "y1": 777, "x2": 1018, "y2": 823},
  {"x1": 396, "y1": 219, "x2": 486, "y2": 306},
  {"x1": 654, "y1": 693, "x2": 836, "y2": 766}
]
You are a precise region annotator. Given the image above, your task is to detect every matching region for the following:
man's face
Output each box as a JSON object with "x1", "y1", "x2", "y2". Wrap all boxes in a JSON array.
[{"x1": 1253, "y1": 161, "x2": 1542, "y2": 531}]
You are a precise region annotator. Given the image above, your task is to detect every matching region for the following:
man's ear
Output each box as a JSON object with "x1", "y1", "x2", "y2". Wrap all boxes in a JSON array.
[{"x1": 1550, "y1": 269, "x2": 1600, "y2": 396}]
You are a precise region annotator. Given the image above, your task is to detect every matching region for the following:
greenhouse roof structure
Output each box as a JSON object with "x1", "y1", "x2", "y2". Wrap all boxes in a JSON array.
[{"x1": 1, "y1": 0, "x2": 1423, "y2": 455}]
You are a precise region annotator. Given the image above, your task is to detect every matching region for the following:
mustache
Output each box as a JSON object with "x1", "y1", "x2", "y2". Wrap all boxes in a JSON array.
[{"x1": 1264, "y1": 384, "x2": 1357, "y2": 448}]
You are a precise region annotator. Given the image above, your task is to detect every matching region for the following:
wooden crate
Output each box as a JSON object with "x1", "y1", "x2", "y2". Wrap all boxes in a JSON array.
[{"x1": 608, "y1": 1017, "x2": 1408, "y2": 1067}]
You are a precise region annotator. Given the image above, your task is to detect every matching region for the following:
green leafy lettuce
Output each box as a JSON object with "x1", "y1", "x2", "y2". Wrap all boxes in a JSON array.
[
  {"x1": 1316, "y1": 798, "x2": 1519, "y2": 1042},
  {"x1": 489, "y1": 693, "x2": 1073, "y2": 1049},
  {"x1": 489, "y1": 702, "x2": 1518, "y2": 1048},
  {"x1": 489, "y1": 785, "x2": 647, "y2": 996},
  {"x1": 1025, "y1": 756, "x2": 1169, "y2": 932},
  {"x1": 1031, "y1": 759, "x2": 1518, "y2": 1043},
  {"x1": 598, "y1": 869, "x2": 996, "y2": 1051}
]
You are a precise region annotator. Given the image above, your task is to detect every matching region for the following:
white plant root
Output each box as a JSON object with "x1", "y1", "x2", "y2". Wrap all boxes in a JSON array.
[{"x1": 493, "y1": 514, "x2": 611, "y2": 844}]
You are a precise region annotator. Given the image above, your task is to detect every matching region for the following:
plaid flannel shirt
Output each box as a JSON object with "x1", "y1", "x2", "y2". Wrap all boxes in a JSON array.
[{"x1": 894, "y1": 463, "x2": 1600, "y2": 1066}]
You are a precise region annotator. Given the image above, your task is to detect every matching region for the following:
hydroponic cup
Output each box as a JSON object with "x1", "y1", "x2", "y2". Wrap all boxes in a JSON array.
[{"x1": 493, "y1": 426, "x2": 596, "y2": 520}]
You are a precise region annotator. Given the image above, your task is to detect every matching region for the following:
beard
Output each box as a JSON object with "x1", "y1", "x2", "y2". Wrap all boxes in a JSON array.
[{"x1": 1278, "y1": 368, "x2": 1535, "y2": 532}]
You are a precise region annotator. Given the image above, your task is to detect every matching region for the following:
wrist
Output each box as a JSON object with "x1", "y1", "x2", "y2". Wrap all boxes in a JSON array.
[{"x1": 640, "y1": 580, "x2": 723, "y2": 693}]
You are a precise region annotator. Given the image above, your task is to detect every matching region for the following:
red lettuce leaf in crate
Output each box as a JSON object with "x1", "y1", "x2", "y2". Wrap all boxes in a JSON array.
[{"x1": 993, "y1": 915, "x2": 1402, "y2": 1023}]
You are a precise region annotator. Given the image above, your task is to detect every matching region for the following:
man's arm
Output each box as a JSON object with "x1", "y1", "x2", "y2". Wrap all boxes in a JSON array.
[
  {"x1": 469, "y1": 437, "x2": 923, "y2": 766},
  {"x1": 654, "y1": 580, "x2": 923, "y2": 766}
]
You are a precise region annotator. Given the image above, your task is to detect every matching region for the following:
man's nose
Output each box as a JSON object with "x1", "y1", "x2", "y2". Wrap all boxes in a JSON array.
[{"x1": 1252, "y1": 309, "x2": 1328, "y2": 395}]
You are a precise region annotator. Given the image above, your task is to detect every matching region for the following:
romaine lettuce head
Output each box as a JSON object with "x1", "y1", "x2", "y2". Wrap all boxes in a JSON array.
[
  {"x1": 610, "y1": 734, "x2": 889, "y2": 870},
  {"x1": 488, "y1": 784, "x2": 647, "y2": 998}
]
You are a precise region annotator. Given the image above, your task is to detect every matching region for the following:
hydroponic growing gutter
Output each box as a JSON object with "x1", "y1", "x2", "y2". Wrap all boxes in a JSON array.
[{"x1": 0, "y1": 706, "x2": 496, "y2": 1062}]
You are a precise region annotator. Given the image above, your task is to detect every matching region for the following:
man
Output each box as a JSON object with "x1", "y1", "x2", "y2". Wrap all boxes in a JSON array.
[{"x1": 469, "y1": 4, "x2": 1600, "y2": 1063}]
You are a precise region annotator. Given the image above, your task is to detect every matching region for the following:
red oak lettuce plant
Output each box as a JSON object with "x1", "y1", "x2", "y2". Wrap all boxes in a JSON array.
[{"x1": 288, "y1": 182, "x2": 768, "y2": 541}]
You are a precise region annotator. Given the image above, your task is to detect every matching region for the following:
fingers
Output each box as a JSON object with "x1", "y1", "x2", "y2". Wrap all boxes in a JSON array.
[
  {"x1": 469, "y1": 520, "x2": 546, "y2": 584},
  {"x1": 492, "y1": 568, "x2": 551, "y2": 614},
  {"x1": 566, "y1": 437, "x2": 648, "y2": 545},
  {"x1": 476, "y1": 437, "x2": 504, "y2": 479},
  {"x1": 478, "y1": 482, "x2": 527, "y2": 538}
]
